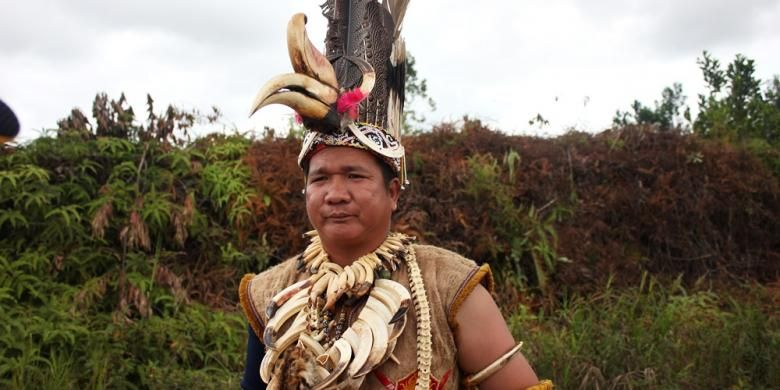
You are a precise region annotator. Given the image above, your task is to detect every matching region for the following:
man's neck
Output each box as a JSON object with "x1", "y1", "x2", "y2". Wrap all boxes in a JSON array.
[{"x1": 320, "y1": 235, "x2": 387, "y2": 267}]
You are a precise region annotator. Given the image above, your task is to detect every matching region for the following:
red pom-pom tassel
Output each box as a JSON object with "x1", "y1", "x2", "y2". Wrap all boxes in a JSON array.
[{"x1": 337, "y1": 89, "x2": 367, "y2": 120}]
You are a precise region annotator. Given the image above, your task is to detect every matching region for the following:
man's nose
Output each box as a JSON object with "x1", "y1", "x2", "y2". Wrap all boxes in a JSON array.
[{"x1": 324, "y1": 177, "x2": 350, "y2": 204}]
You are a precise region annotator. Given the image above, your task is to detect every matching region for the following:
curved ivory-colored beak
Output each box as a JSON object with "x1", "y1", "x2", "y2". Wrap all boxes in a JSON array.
[
  {"x1": 249, "y1": 91, "x2": 332, "y2": 120},
  {"x1": 249, "y1": 73, "x2": 339, "y2": 118},
  {"x1": 250, "y1": 13, "x2": 380, "y2": 127},
  {"x1": 287, "y1": 13, "x2": 338, "y2": 89}
]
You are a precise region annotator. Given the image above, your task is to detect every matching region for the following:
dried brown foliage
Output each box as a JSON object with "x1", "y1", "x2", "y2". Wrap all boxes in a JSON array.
[
  {"x1": 172, "y1": 194, "x2": 195, "y2": 247},
  {"x1": 243, "y1": 137, "x2": 310, "y2": 259},
  {"x1": 120, "y1": 208, "x2": 151, "y2": 251},
  {"x1": 243, "y1": 122, "x2": 780, "y2": 292},
  {"x1": 91, "y1": 201, "x2": 113, "y2": 239},
  {"x1": 180, "y1": 261, "x2": 238, "y2": 310},
  {"x1": 154, "y1": 264, "x2": 190, "y2": 305},
  {"x1": 73, "y1": 274, "x2": 109, "y2": 313},
  {"x1": 119, "y1": 282, "x2": 151, "y2": 319}
]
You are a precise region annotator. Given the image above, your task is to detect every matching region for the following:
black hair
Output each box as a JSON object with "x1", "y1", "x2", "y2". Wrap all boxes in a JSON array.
[{"x1": 374, "y1": 155, "x2": 397, "y2": 189}]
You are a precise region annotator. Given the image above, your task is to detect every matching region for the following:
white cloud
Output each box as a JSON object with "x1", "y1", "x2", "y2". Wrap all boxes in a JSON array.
[{"x1": 1, "y1": 0, "x2": 779, "y2": 142}]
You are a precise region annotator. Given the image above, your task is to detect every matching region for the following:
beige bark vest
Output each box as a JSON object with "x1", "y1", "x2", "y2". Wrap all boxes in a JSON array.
[{"x1": 239, "y1": 244, "x2": 493, "y2": 389}]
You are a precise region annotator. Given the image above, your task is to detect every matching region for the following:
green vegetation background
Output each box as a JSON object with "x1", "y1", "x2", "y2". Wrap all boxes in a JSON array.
[{"x1": 1, "y1": 53, "x2": 779, "y2": 389}]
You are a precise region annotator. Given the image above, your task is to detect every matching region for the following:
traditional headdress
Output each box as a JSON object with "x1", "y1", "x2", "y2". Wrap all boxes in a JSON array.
[
  {"x1": 246, "y1": 2, "x2": 433, "y2": 389},
  {"x1": 250, "y1": 0, "x2": 410, "y2": 187}
]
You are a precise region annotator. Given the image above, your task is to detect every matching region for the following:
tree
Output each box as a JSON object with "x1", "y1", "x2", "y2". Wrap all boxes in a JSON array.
[
  {"x1": 694, "y1": 51, "x2": 780, "y2": 144},
  {"x1": 402, "y1": 54, "x2": 437, "y2": 134},
  {"x1": 613, "y1": 82, "x2": 690, "y2": 131}
]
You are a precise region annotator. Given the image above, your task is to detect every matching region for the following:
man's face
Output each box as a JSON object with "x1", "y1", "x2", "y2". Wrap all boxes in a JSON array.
[{"x1": 305, "y1": 147, "x2": 400, "y2": 249}]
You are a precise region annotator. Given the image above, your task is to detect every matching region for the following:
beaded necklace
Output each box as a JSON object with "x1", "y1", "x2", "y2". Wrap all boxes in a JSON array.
[{"x1": 261, "y1": 232, "x2": 432, "y2": 390}]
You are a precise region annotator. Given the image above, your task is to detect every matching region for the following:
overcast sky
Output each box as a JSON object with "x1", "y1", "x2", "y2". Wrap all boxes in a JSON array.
[{"x1": 2, "y1": 0, "x2": 779, "y2": 142}]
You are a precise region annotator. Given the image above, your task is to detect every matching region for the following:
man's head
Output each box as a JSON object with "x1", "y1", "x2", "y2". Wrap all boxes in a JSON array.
[
  {"x1": 248, "y1": 8, "x2": 410, "y2": 260},
  {"x1": 0, "y1": 100, "x2": 19, "y2": 145},
  {"x1": 297, "y1": 125, "x2": 406, "y2": 187},
  {"x1": 304, "y1": 147, "x2": 401, "y2": 259},
  {"x1": 304, "y1": 149, "x2": 397, "y2": 189}
]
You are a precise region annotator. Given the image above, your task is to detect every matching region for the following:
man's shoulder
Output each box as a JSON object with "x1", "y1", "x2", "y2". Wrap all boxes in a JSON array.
[
  {"x1": 242, "y1": 255, "x2": 301, "y2": 308},
  {"x1": 412, "y1": 243, "x2": 478, "y2": 269},
  {"x1": 238, "y1": 255, "x2": 302, "y2": 336},
  {"x1": 411, "y1": 243, "x2": 485, "y2": 291},
  {"x1": 410, "y1": 243, "x2": 495, "y2": 329},
  {"x1": 254, "y1": 255, "x2": 299, "y2": 281}
]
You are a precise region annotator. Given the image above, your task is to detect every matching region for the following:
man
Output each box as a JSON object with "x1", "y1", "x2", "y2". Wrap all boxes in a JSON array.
[{"x1": 239, "y1": 2, "x2": 552, "y2": 389}]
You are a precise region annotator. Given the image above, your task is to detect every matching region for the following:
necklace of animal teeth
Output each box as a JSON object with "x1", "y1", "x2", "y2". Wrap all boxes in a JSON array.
[
  {"x1": 260, "y1": 231, "x2": 433, "y2": 389},
  {"x1": 297, "y1": 231, "x2": 408, "y2": 306}
]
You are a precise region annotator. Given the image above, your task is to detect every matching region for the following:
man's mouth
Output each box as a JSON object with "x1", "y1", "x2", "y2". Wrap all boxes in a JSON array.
[{"x1": 327, "y1": 213, "x2": 353, "y2": 222}]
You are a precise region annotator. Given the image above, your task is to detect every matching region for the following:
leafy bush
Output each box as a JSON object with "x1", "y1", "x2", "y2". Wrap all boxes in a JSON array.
[
  {"x1": 0, "y1": 94, "x2": 268, "y2": 388},
  {"x1": 511, "y1": 278, "x2": 780, "y2": 389},
  {"x1": 695, "y1": 52, "x2": 780, "y2": 145},
  {"x1": 464, "y1": 152, "x2": 571, "y2": 295},
  {"x1": 2, "y1": 94, "x2": 778, "y2": 388}
]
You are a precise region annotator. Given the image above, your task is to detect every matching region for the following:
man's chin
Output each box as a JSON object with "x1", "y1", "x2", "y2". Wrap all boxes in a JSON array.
[{"x1": 318, "y1": 224, "x2": 362, "y2": 243}]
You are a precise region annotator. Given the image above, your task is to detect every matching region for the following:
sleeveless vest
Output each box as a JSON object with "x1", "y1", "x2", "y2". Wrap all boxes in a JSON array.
[{"x1": 239, "y1": 244, "x2": 494, "y2": 389}]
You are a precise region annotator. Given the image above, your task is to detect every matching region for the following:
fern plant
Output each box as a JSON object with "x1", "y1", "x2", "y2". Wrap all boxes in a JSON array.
[{"x1": 0, "y1": 93, "x2": 269, "y2": 388}]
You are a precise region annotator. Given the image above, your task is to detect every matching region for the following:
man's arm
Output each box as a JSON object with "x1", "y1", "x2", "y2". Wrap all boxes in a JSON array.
[
  {"x1": 455, "y1": 284, "x2": 540, "y2": 389},
  {"x1": 241, "y1": 326, "x2": 267, "y2": 390}
]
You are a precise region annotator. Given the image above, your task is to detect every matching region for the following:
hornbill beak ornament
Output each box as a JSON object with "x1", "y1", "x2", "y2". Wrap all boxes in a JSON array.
[
  {"x1": 248, "y1": 0, "x2": 410, "y2": 185},
  {"x1": 249, "y1": 13, "x2": 376, "y2": 132}
]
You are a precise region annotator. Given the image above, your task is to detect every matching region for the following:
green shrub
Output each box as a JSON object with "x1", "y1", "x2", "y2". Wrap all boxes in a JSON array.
[
  {"x1": 464, "y1": 152, "x2": 571, "y2": 294},
  {"x1": 510, "y1": 279, "x2": 779, "y2": 389},
  {"x1": 0, "y1": 94, "x2": 266, "y2": 388}
]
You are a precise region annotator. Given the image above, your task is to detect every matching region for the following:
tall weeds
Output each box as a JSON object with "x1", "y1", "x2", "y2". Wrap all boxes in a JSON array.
[
  {"x1": 510, "y1": 278, "x2": 779, "y2": 389},
  {"x1": 464, "y1": 152, "x2": 571, "y2": 295}
]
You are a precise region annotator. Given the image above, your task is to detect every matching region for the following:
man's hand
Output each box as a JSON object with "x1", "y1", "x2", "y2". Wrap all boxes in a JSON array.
[{"x1": 455, "y1": 284, "x2": 540, "y2": 389}]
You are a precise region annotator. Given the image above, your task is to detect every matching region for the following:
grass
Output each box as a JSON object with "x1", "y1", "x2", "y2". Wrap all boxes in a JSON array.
[
  {"x1": 1, "y1": 296, "x2": 245, "y2": 389},
  {"x1": 3, "y1": 270, "x2": 776, "y2": 389},
  {"x1": 508, "y1": 278, "x2": 779, "y2": 389}
]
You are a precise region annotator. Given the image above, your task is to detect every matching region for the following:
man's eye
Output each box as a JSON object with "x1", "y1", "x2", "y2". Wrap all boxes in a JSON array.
[
  {"x1": 348, "y1": 173, "x2": 365, "y2": 179},
  {"x1": 310, "y1": 176, "x2": 325, "y2": 183}
]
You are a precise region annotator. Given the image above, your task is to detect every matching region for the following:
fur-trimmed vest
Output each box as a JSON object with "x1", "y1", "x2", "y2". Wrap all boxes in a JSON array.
[{"x1": 239, "y1": 244, "x2": 494, "y2": 390}]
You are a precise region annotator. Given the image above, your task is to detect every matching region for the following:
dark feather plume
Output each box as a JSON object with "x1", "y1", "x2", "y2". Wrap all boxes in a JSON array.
[{"x1": 320, "y1": 0, "x2": 408, "y2": 136}]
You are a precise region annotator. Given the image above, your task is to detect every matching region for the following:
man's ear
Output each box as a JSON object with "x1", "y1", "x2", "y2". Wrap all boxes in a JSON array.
[{"x1": 388, "y1": 178, "x2": 401, "y2": 210}]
